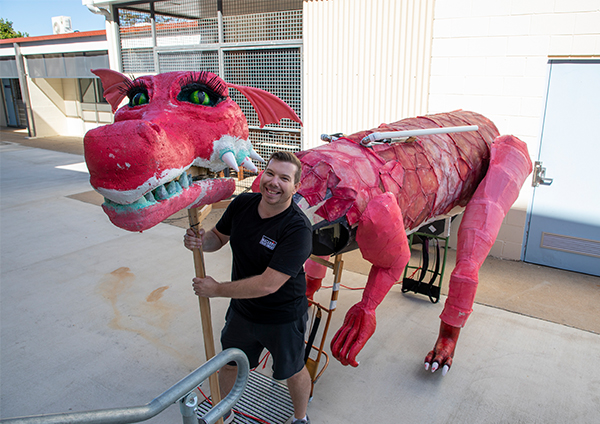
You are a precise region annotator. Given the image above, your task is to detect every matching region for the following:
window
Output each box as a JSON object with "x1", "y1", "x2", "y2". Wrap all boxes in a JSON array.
[{"x1": 79, "y1": 78, "x2": 107, "y2": 104}]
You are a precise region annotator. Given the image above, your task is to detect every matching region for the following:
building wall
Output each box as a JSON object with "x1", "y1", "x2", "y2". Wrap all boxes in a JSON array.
[
  {"x1": 431, "y1": 0, "x2": 600, "y2": 259},
  {"x1": 0, "y1": 83, "x2": 7, "y2": 127},
  {"x1": 302, "y1": 0, "x2": 435, "y2": 148},
  {"x1": 0, "y1": 31, "x2": 109, "y2": 138},
  {"x1": 28, "y1": 78, "x2": 66, "y2": 137}
]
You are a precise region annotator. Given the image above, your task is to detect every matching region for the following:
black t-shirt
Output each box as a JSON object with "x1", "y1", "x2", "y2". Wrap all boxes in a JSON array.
[{"x1": 216, "y1": 193, "x2": 312, "y2": 323}]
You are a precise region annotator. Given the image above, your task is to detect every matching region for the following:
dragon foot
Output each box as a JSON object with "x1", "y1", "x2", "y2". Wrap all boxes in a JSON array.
[
  {"x1": 424, "y1": 321, "x2": 461, "y2": 375},
  {"x1": 331, "y1": 302, "x2": 377, "y2": 367}
]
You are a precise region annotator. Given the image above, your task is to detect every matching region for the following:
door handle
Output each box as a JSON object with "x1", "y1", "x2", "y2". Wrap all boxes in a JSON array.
[{"x1": 532, "y1": 161, "x2": 553, "y2": 187}]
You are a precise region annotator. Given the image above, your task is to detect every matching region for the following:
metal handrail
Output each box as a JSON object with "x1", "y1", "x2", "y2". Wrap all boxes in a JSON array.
[{"x1": 1, "y1": 348, "x2": 249, "y2": 424}]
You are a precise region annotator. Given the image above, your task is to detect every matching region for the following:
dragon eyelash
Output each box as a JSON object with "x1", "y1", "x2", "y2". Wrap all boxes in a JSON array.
[
  {"x1": 118, "y1": 77, "x2": 148, "y2": 96},
  {"x1": 179, "y1": 72, "x2": 227, "y2": 96}
]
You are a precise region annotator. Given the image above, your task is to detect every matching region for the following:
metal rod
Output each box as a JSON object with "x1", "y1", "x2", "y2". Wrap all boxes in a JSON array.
[{"x1": 360, "y1": 125, "x2": 479, "y2": 146}]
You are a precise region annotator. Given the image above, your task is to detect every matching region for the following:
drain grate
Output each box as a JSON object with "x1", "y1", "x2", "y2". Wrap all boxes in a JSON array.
[{"x1": 196, "y1": 371, "x2": 294, "y2": 424}]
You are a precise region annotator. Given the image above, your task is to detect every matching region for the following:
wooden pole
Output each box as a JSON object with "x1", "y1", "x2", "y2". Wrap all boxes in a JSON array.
[{"x1": 187, "y1": 167, "x2": 223, "y2": 424}]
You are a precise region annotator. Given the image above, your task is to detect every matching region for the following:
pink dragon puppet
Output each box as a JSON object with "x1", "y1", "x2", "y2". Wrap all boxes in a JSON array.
[
  {"x1": 83, "y1": 69, "x2": 301, "y2": 232},
  {"x1": 293, "y1": 111, "x2": 532, "y2": 374},
  {"x1": 85, "y1": 69, "x2": 532, "y2": 375}
]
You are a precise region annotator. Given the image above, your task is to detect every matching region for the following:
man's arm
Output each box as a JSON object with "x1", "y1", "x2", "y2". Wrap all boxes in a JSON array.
[{"x1": 192, "y1": 267, "x2": 290, "y2": 299}]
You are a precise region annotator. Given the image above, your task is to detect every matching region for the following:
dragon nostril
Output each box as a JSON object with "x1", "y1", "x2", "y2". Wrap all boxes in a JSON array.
[{"x1": 148, "y1": 122, "x2": 161, "y2": 133}]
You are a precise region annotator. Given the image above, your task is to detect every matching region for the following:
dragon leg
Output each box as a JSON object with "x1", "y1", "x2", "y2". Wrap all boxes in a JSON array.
[
  {"x1": 331, "y1": 192, "x2": 411, "y2": 367},
  {"x1": 426, "y1": 135, "x2": 532, "y2": 373}
]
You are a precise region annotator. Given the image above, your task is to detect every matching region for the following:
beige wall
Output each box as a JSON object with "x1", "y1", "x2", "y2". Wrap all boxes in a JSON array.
[
  {"x1": 28, "y1": 79, "x2": 66, "y2": 137},
  {"x1": 302, "y1": 0, "x2": 435, "y2": 148},
  {"x1": 27, "y1": 77, "x2": 111, "y2": 138},
  {"x1": 431, "y1": 0, "x2": 600, "y2": 259}
]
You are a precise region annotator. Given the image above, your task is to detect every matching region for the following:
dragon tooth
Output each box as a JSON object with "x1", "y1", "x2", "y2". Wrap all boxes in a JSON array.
[
  {"x1": 249, "y1": 149, "x2": 265, "y2": 163},
  {"x1": 154, "y1": 185, "x2": 169, "y2": 200},
  {"x1": 166, "y1": 181, "x2": 181, "y2": 195},
  {"x1": 179, "y1": 172, "x2": 189, "y2": 188},
  {"x1": 222, "y1": 151, "x2": 239, "y2": 171},
  {"x1": 131, "y1": 197, "x2": 148, "y2": 207},
  {"x1": 144, "y1": 191, "x2": 156, "y2": 202},
  {"x1": 241, "y1": 157, "x2": 258, "y2": 173}
]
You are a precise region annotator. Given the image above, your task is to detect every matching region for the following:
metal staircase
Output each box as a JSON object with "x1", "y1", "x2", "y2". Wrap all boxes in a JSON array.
[{"x1": 0, "y1": 348, "x2": 249, "y2": 424}]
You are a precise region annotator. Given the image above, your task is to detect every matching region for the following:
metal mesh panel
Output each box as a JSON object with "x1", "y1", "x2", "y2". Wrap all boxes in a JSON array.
[
  {"x1": 155, "y1": 0, "x2": 219, "y2": 48},
  {"x1": 224, "y1": 49, "x2": 301, "y2": 129},
  {"x1": 251, "y1": 128, "x2": 302, "y2": 161},
  {"x1": 223, "y1": 10, "x2": 302, "y2": 43},
  {"x1": 121, "y1": 48, "x2": 155, "y2": 74},
  {"x1": 117, "y1": 0, "x2": 216, "y2": 19},
  {"x1": 223, "y1": 0, "x2": 302, "y2": 16},
  {"x1": 156, "y1": 18, "x2": 219, "y2": 46},
  {"x1": 155, "y1": 0, "x2": 217, "y2": 19},
  {"x1": 115, "y1": 0, "x2": 303, "y2": 159},
  {"x1": 156, "y1": 0, "x2": 218, "y2": 46},
  {"x1": 119, "y1": 8, "x2": 155, "y2": 73},
  {"x1": 158, "y1": 51, "x2": 219, "y2": 73},
  {"x1": 234, "y1": 128, "x2": 302, "y2": 192}
]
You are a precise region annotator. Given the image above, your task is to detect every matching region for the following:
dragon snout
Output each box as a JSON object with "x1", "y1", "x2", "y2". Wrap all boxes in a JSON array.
[{"x1": 84, "y1": 120, "x2": 194, "y2": 196}]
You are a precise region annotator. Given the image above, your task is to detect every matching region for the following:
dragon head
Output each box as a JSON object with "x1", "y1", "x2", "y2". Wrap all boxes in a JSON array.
[{"x1": 84, "y1": 69, "x2": 301, "y2": 232}]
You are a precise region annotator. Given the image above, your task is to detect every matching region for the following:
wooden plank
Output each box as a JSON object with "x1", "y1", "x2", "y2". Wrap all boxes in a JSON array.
[{"x1": 187, "y1": 167, "x2": 223, "y2": 424}]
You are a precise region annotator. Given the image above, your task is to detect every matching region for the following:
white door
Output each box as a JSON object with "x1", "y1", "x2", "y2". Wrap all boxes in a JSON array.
[{"x1": 524, "y1": 60, "x2": 600, "y2": 277}]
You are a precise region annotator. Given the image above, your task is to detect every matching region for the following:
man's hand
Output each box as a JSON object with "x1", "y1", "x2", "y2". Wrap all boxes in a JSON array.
[
  {"x1": 184, "y1": 227, "x2": 204, "y2": 251},
  {"x1": 184, "y1": 227, "x2": 229, "y2": 252},
  {"x1": 192, "y1": 276, "x2": 220, "y2": 298}
]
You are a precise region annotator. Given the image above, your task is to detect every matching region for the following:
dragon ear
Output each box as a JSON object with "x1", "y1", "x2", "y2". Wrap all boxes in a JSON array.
[
  {"x1": 227, "y1": 83, "x2": 302, "y2": 128},
  {"x1": 91, "y1": 69, "x2": 132, "y2": 113}
]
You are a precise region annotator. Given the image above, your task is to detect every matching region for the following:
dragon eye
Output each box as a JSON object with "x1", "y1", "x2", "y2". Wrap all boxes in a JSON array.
[
  {"x1": 189, "y1": 90, "x2": 211, "y2": 105},
  {"x1": 129, "y1": 91, "x2": 149, "y2": 107},
  {"x1": 178, "y1": 84, "x2": 223, "y2": 107}
]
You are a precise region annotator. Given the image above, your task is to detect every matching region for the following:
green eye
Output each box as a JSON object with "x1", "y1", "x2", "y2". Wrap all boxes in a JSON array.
[
  {"x1": 189, "y1": 90, "x2": 210, "y2": 105},
  {"x1": 130, "y1": 91, "x2": 148, "y2": 107},
  {"x1": 178, "y1": 84, "x2": 223, "y2": 106}
]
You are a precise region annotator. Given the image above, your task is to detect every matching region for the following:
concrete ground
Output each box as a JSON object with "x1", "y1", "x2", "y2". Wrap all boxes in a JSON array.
[{"x1": 1, "y1": 128, "x2": 599, "y2": 423}]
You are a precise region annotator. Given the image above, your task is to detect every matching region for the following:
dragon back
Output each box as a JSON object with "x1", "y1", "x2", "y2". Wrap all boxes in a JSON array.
[{"x1": 296, "y1": 111, "x2": 499, "y2": 246}]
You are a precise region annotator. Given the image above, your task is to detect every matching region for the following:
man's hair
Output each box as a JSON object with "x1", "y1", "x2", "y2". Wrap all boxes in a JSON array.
[{"x1": 267, "y1": 151, "x2": 302, "y2": 184}]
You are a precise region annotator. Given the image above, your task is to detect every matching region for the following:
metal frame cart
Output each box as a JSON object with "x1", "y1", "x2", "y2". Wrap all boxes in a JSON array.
[{"x1": 401, "y1": 217, "x2": 452, "y2": 303}]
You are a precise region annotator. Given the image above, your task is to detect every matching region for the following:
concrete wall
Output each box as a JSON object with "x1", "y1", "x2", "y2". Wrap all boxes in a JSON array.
[{"x1": 431, "y1": 0, "x2": 600, "y2": 259}]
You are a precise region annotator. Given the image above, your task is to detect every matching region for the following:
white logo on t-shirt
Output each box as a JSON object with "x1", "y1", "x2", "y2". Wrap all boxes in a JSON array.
[{"x1": 259, "y1": 235, "x2": 277, "y2": 250}]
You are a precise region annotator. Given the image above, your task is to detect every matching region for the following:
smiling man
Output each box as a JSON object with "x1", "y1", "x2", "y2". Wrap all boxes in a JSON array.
[{"x1": 184, "y1": 151, "x2": 313, "y2": 424}]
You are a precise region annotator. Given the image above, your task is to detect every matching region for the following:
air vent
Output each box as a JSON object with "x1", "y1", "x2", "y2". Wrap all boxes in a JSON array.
[{"x1": 541, "y1": 232, "x2": 600, "y2": 258}]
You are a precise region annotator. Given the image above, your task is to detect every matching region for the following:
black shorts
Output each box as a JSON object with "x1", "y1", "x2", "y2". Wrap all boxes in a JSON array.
[{"x1": 221, "y1": 307, "x2": 307, "y2": 380}]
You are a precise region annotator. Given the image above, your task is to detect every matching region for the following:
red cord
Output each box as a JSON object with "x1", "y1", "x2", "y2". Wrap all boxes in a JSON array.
[
  {"x1": 408, "y1": 266, "x2": 421, "y2": 279},
  {"x1": 320, "y1": 284, "x2": 364, "y2": 290},
  {"x1": 318, "y1": 266, "x2": 422, "y2": 291}
]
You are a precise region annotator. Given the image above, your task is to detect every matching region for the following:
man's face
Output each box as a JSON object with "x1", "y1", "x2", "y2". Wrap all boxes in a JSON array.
[{"x1": 259, "y1": 159, "x2": 300, "y2": 207}]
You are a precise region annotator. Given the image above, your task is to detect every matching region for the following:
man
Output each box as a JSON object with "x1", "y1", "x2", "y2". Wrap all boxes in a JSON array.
[{"x1": 184, "y1": 151, "x2": 313, "y2": 424}]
